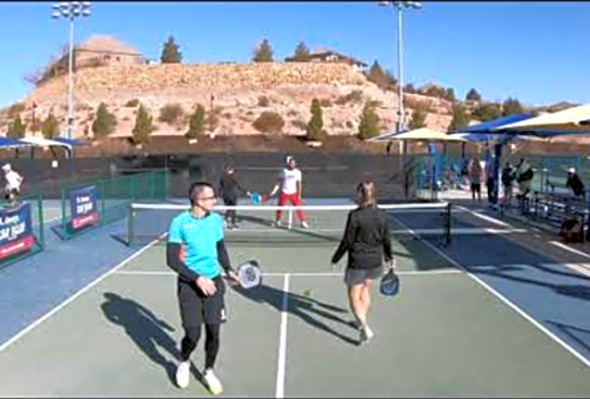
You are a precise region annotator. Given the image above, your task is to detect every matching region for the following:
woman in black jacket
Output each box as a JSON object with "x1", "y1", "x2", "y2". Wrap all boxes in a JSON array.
[
  {"x1": 331, "y1": 181, "x2": 393, "y2": 344},
  {"x1": 219, "y1": 164, "x2": 249, "y2": 229}
]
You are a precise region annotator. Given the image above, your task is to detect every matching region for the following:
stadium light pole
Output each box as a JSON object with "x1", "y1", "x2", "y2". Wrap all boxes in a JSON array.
[
  {"x1": 52, "y1": 1, "x2": 91, "y2": 140},
  {"x1": 379, "y1": 1, "x2": 422, "y2": 135}
]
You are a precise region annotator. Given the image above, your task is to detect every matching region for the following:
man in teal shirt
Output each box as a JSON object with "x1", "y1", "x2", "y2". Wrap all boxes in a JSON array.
[{"x1": 167, "y1": 181, "x2": 238, "y2": 395}]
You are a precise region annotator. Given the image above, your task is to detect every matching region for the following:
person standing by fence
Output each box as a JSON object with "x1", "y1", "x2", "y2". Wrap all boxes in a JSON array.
[{"x1": 2, "y1": 164, "x2": 23, "y2": 206}]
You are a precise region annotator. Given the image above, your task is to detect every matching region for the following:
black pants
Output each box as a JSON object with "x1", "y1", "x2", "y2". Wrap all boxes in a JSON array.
[
  {"x1": 223, "y1": 196, "x2": 238, "y2": 225},
  {"x1": 177, "y1": 277, "x2": 225, "y2": 368}
]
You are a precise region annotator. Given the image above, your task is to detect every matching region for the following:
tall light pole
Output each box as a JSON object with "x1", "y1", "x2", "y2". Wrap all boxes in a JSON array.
[
  {"x1": 379, "y1": 1, "x2": 422, "y2": 135},
  {"x1": 52, "y1": 1, "x2": 91, "y2": 140}
]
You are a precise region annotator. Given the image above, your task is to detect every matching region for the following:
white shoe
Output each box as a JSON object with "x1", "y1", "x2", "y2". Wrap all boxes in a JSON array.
[
  {"x1": 274, "y1": 220, "x2": 282, "y2": 227},
  {"x1": 175, "y1": 361, "x2": 190, "y2": 389},
  {"x1": 301, "y1": 221, "x2": 310, "y2": 229},
  {"x1": 359, "y1": 325, "x2": 374, "y2": 344},
  {"x1": 203, "y1": 368, "x2": 223, "y2": 395}
]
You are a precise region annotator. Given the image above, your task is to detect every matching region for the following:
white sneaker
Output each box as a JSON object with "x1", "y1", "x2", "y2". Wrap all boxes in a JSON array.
[
  {"x1": 203, "y1": 368, "x2": 223, "y2": 395},
  {"x1": 175, "y1": 361, "x2": 190, "y2": 389},
  {"x1": 274, "y1": 220, "x2": 283, "y2": 227},
  {"x1": 359, "y1": 325, "x2": 374, "y2": 344},
  {"x1": 301, "y1": 221, "x2": 310, "y2": 229}
]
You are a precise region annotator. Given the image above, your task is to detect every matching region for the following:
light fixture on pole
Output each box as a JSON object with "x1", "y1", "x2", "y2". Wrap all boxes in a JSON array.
[
  {"x1": 379, "y1": 1, "x2": 422, "y2": 134},
  {"x1": 52, "y1": 1, "x2": 91, "y2": 140}
]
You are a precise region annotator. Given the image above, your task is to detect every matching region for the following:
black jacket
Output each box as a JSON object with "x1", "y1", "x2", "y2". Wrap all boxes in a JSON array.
[
  {"x1": 219, "y1": 173, "x2": 247, "y2": 200},
  {"x1": 567, "y1": 174, "x2": 585, "y2": 196},
  {"x1": 332, "y1": 205, "x2": 393, "y2": 270}
]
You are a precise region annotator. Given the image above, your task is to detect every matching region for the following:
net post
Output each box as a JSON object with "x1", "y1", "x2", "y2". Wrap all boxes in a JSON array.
[
  {"x1": 38, "y1": 195, "x2": 45, "y2": 249},
  {"x1": 445, "y1": 202, "x2": 452, "y2": 246},
  {"x1": 127, "y1": 203, "x2": 134, "y2": 247},
  {"x1": 288, "y1": 209, "x2": 293, "y2": 229},
  {"x1": 61, "y1": 186, "x2": 67, "y2": 237}
]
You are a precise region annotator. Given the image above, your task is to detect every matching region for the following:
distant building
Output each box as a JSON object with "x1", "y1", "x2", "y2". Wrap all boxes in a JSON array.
[
  {"x1": 285, "y1": 47, "x2": 367, "y2": 72},
  {"x1": 37, "y1": 35, "x2": 146, "y2": 85}
]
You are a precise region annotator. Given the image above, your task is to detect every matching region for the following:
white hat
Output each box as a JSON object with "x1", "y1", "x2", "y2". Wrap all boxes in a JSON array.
[
  {"x1": 285, "y1": 155, "x2": 294, "y2": 164},
  {"x1": 568, "y1": 167, "x2": 576, "y2": 174},
  {"x1": 2, "y1": 164, "x2": 11, "y2": 171}
]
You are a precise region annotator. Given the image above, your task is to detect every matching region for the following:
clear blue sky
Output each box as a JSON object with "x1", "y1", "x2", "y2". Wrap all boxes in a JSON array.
[{"x1": 2, "y1": 1, "x2": 589, "y2": 108}]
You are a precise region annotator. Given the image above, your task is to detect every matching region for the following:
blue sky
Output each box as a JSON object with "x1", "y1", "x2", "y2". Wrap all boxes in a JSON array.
[{"x1": 2, "y1": 1, "x2": 589, "y2": 108}]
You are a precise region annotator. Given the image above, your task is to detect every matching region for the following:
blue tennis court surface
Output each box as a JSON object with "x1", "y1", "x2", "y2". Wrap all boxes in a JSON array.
[{"x1": 1, "y1": 198, "x2": 590, "y2": 396}]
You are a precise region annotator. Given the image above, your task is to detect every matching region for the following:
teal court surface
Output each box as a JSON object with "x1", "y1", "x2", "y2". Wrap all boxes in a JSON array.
[{"x1": 1, "y1": 199, "x2": 590, "y2": 397}]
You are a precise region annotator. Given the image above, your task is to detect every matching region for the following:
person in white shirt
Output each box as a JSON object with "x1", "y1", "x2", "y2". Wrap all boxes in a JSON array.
[
  {"x1": 2, "y1": 164, "x2": 23, "y2": 205},
  {"x1": 268, "y1": 156, "x2": 309, "y2": 228}
]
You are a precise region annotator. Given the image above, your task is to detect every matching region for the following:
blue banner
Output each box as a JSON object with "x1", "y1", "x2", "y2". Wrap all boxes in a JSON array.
[
  {"x1": 0, "y1": 202, "x2": 34, "y2": 260},
  {"x1": 69, "y1": 185, "x2": 99, "y2": 231}
]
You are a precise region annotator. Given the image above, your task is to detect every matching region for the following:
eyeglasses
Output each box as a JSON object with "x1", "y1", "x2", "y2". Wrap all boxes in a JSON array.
[{"x1": 198, "y1": 196, "x2": 217, "y2": 201}]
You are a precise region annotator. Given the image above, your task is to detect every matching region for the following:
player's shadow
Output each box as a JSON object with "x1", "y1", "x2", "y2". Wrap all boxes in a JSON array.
[
  {"x1": 231, "y1": 284, "x2": 359, "y2": 345},
  {"x1": 100, "y1": 292, "x2": 180, "y2": 385}
]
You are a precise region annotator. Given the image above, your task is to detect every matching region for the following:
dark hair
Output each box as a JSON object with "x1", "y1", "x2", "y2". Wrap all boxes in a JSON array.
[
  {"x1": 189, "y1": 181, "x2": 216, "y2": 205},
  {"x1": 356, "y1": 181, "x2": 377, "y2": 207}
]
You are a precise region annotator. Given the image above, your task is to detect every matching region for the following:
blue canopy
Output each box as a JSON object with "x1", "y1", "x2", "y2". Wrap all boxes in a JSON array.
[
  {"x1": 455, "y1": 113, "x2": 534, "y2": 143},
  {"x1": 0, "y1": 137, "x2": 30, "y2": 148}
]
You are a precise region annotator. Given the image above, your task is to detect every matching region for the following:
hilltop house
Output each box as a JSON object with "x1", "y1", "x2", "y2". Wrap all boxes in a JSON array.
[{"x1": 285, "y1": 47, "x2": 367, "y2": 72}]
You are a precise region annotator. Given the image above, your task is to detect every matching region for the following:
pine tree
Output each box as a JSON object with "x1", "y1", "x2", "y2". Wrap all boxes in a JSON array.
[
  {"x1": 448, "y1": 103, "x2": 470, "y2": 132},
  {"x1": 160, "y1": 35, "x2": 182, "y2": 64},
  {"x1": 92, "y1": 102, "x2": 117, "y2": 139},
  {"x1": 7, "y1": 115, "x2": 26, "y2": 139},
  {"x1": 358, "y1": 102, "x2": 381, "y2": 140},
  {"x1": 132, "y1": 104, "x2": 154, "y2": 144},
  {"x1": 502, "y1": 97, "x2": 524, "y2": 116},
  {"x1": 186, "y1": 104, "x2": 206, "y2": 139},
  {"x1": 306, "y1": 99, "x2": 324, "y2": 141},
  {"x1": 291, "y1": 41, "x2": 311, "y2": 62},
  {"x1": 253, "y1": 39, "x2": 273, "y2": 62},
  {"x1": 41, "y1": 113, "x2": 60, "y2": 139},
  {"x1": 366, "y1": 60, "x2": 389, "y2": 89},
  {"x1": 465, "y1": 88, "x2": 482, "y2": 102},
  {"x1": 409, "y1": 108, "x2": 427, "y2": 130}
]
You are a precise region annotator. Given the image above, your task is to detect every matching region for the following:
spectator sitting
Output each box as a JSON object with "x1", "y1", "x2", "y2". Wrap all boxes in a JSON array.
[{"x1": 566, "y1": 167, "x2": 585, "y2": 198}]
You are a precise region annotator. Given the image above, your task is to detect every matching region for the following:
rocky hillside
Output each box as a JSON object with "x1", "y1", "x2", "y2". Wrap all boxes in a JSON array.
[{"x1": 5, "y1": 62, "x2": 454, "y2": 140}]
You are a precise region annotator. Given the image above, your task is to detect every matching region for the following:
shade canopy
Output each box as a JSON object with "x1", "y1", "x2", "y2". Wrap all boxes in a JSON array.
[
  {"x1": 20, "y1": 136, "x2": 73, "y2": 150},
  {"x1": 368, "y1": 127, "x2": 466, "y2": 143},
  {"x1": 492, "y1": 104, "x2": 590, "y2": 136},
  {"x1": 0, "y1": 137, "x2": 31, "y2": 148}
]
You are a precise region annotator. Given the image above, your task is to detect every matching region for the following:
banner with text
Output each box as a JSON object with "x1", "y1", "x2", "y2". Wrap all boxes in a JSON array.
[
  {"x1": 0, "y1": 202, "x2": 35, "y2": 261},
  {"x1": 69, "y1": 185, "x2": 99, "y2": 231}
]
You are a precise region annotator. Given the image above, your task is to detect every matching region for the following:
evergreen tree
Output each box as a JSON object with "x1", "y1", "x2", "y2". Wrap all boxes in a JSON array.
[
  {"x1": 306, "y1": 98, "x2": 324, "y2": 141},
  {"x1": 186, "y1": 103, "x2": 206, "y2": 139},
  {"x1": 358, "y1": 101, "x2": 381, "y2": 139},
  {"x1": 409, "y1": 108, "x2": 427, "y2": 130},
  {"x1": 465, "y1": 88, "x2": 482, "y2": 102},
  {"x1": 92, "y1": 102, "x2": 117, "y2": 138},
  {"x1": 502, "y1": 97, "x2": 524, "y2": 116},
  {"x1": 41, "y1": 113, "x2": 60, "y2": 139},
  {"x1": 132, "y1": 104, "x2": 154, "y2": 144},
  {"x1": 448, "y1": 103, "x2": 470, "y2": 132},
  {"x1": 160, "y1": 35, "x2": 182, "y2": 64},
  {"x1": 7, "y1": 115, "x2": 26, "y2": 139},
  {"x1": 253, "y1": 39, "x2": 274, "y2": 62},
  {"x1": 291, "y1": 41, "x2": 311, "y2": 62}
]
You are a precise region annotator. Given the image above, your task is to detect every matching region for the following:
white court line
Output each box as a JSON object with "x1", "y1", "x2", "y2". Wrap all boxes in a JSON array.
[
  {"x1": 549, "y1": 241, "x2": 590, "y2": 261},
  {"x1": 456, "y1": 205, "x2": 512, "y2": 228},
  {"x1": 224, "y1": 227, "x2": 526, "y2": 235},
  {"x1": 389, "y1": 214, "x2": 590, "y2": 369},
  {"x1": 275, "y1": 274, "x2": 290, "y2": 399},
  {"x1": 112, "y1": 269, "x2": 463, "y2": 277},
  {"x1": 0, "y1": 234, "x2": 166, "y2": 354}
]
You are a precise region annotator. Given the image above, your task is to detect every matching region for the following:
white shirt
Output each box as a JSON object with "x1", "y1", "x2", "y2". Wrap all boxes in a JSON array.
[
  {"x1": 5, "y1": 170, "x2": 22, "y2": 191},
  {"x1": 280, "y1": 168, "x2": 302, "y2": 195}
]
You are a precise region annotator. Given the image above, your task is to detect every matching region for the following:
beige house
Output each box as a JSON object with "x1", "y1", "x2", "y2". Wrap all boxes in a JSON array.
[{"x1": 285, "y1": 47, "x2": 367, "y2": 71}]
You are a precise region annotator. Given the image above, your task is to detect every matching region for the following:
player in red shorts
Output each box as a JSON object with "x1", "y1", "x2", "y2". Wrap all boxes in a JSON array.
[{"x1": 268, "y1": 155, "x2": 310, "y2": 229}]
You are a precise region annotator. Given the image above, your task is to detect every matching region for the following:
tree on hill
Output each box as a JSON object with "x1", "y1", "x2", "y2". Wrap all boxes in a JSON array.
[
  {"x1": 160, "y1": 35, "x2": 182, "y2": 64},
  {"x1": 502, "y1": 97, "x2": 524, "y2": 116},
  {"x1": 366, "y1": 61, "x2": 388, "y2": 89},
  {"x1": 465, "y1": 88, "x2": 482, "y2": 102},
  {"x1": 253, "y1": 39, "x2": 274, "y2": 62},
  {"x1": 358, "y1": 101, "x2": 381, "y2": 140},
  {"x1": 306, "y1": 98, "x2": 324, "y2": 141},
  {"x1": 444, "y1": 88, "x2": 456, "y2": 102},
  {"x1": 186, "y1": 103, "x2": 206, "y2": 139},
  {"x1": 7, "y1": 115, "x2": 26, "y2": 139},
  {"x1": 132, "y1": 104, "x2": 154, "y2": 144},
  {"x1": 448, "y1": 103, "x2": 470, "y2": 132},
  {"x1": 290, "y1": 41, "x2": 311, "y2": 62},
  {"x1": 409, "y1": 106, "x2": 428, "y2": 130},
  {"x1": 472, "y1": 102, "x2": 502, "y2": 122},
  {"x1": 92, "y1": 102, "x2": 117, "y2": 139},
  {"x1": 41, "y1": 112, "x2": 60, "y2": 139}
]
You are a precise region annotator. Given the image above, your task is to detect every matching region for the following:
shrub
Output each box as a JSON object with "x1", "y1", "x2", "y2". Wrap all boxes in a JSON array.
[
  {"x1": 92, "y1": 102, "x2": 117, "y2": 138},
  {"x1": 125, "y1": 99, "x2": 140, "y2": 107},
  {"x1": 306, "y1": 99, "x2": 324, "y2": 141},
  {"x1": 158, "y1": 103, "x2": 184, "y2": 125},
  {"x1": 258, "y1": 96, "x2": 270, "y2": 107},
  {"x1": 41, "y1": 113, "x2": 60, "y2": 139},
  {"x1": 132, "y1": 104, "x2": 154, "y2": 144},
  {"x1": 319, "y1": 98, "x2": 332, "y2": 108},
  {"x1": 358, "y1": 102, "x2": 381, "y2": 140},
  {"x1": 335, "y1": 90, "x2": 363, "y2": 105},
  {"x1": 252, "y1": 111, "x2": 285, "y2": 133},
  {"x1": 186, "y1": 104, "x2": 206, "y2": 139}
]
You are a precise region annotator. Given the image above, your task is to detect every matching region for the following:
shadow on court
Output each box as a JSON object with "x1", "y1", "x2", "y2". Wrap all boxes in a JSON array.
[
  {"x1": 100, "y1": 293, "x2": 180, "y2": 386},
  {"x1": 231, "y1": 284, "x2": 359, "y2": 346}
]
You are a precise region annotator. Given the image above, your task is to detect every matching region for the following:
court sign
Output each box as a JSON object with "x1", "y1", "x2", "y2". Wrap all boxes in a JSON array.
[
  {"x1": 69, "y1": 185, "x2": 99, "y2": 231},
  {"x1": 0, "y1": 202, "x2": 35, "y2": 261}
]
